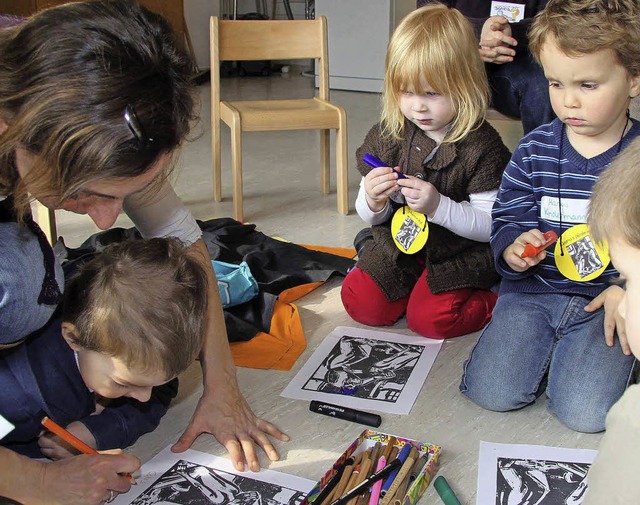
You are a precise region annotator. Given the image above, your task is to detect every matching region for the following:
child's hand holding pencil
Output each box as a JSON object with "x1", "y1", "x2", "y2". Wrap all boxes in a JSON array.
[
  {"x1": 41, "y1": 417, "x2": 139, "y2": 495},
  {"x1": 39, "y1": 419, "x2": 98, "y2": 460}
]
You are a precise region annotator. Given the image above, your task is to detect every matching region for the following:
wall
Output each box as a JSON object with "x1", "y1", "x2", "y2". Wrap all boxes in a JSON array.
[
  {"x1": 184, "y1": 0, "x2": 220, "y2": 70},
  {"x1": 184, "y1": 0, "x2": 309, "y2": 70}
]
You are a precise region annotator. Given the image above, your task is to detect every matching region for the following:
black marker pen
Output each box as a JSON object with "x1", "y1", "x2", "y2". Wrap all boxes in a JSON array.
[{"x1": 309, "y1": 400, "x2": 382, "y2": 427}]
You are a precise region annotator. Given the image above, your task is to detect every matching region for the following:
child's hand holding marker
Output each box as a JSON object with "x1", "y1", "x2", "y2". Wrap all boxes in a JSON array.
[
  {"x1": 363, "y1": 154, "x2": 408, "y2": 179},
  {"x1": 520, "y1": 230, "x2": 558, "y2": 258},
  {"x1": 39, "y1": 420, "x2": 97, "y2": 460},
  {"x1": 503, "y1": 229, "x2": 558, "y2": 272},
  {"x1": 362, "y1": 154, "x2": 406, "y2": 212}
]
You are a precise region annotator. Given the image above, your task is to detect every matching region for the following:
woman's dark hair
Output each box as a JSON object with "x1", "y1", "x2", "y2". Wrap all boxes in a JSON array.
[{"x1": 0, "y1": 0, "x2": 196, "y2": 220}]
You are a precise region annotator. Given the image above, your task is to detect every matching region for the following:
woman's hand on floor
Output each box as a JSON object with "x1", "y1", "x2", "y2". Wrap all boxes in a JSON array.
[{"x1": 171, "y1": 377, "x2": 289, "y2": 472}]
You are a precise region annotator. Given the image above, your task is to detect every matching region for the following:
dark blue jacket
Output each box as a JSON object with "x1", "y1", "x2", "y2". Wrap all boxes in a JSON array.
[
  {"x1": 416, "y1": 0, "x2": 549, "y2": 49},
  {"x1": 0, "y1": 317, "x2": 178, "y2": 457}
]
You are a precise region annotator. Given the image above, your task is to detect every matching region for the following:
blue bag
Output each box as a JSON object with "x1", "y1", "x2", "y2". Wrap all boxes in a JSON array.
[{"x1": 212, "y1": 260, "x2": 259, "y2": 308}]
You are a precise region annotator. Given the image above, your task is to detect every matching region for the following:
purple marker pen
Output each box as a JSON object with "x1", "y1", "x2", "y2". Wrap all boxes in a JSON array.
[{"x1": 362, "y1": 153, "x2": 407, "y2": 179}]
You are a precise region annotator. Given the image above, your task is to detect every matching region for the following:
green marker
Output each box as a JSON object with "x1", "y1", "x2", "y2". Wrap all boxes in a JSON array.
[{"x1": 434, "y1": 476, "x2": 462, "y2": 505}]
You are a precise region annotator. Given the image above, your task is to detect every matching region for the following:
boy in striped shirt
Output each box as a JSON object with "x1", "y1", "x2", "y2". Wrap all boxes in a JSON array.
[{"x1": 460, "y1": 0, "x2": 640, "y2": 433}]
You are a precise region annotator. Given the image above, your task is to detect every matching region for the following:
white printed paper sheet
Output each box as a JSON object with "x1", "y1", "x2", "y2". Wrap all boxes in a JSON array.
[
  {"x1": 112, "y1": 446, "x2": 315, "y2": 505},
  {"x1": 477, "y1": 441, "x2": 598, "y2": 505},
  {"x1": 281, "y1": 326, "x2": 442, "y2": 415}
]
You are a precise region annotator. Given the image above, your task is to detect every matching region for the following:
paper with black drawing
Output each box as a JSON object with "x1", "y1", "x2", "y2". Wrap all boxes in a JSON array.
[
  {"x1": 281, "y1": 326, "x2": 442, "y2": 415},
  {"x1": 477, "y1": 441, "x2": 598, "y2": 505},
  {"x1": 111, "y1": 446, "x2": 315, "y2": 505}
]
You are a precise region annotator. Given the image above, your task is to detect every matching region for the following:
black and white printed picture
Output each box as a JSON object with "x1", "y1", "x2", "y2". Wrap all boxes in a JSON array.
[
  {"x1": 130, "y1": 460, "x2": 307, "y2": 505},
  {"x1": 301, "y1": 336, "x2": 423, "y2": 402},
  {"x1": 495, "y1": 457, "x2": 590, "y2": 505},
  {"x1": 566, "y1": 236, "x2": 603, "y2": 278},
  {"x1": 395, "y1": 216, "x2": 421, "y2": 251}
]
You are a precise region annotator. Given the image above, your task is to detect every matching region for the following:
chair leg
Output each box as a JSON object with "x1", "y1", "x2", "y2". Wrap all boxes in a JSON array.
[
  {"x1": 229, "y1": 114, "x2": 244, "y2": 222},
  {"x1": 335, "y1": 116, "x2": 349, "y2": 215},
  {"x1": 212, "y1": 116, "x2": 222, "y2": 202},
  {"x1": 319, "y1": 129, "x2": 330, "y2": 194},
  {"x1": 33, "y1": 202, "x2": 57, "y2": 245}
]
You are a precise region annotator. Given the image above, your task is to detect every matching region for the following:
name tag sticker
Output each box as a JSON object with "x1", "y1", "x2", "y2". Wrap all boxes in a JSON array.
[
  {"x1": 490, "y1": 1, "x2": 525, "y2": 22},
  {"x1": 540, "y1": 196, "x2": 589, "y2": 224}
]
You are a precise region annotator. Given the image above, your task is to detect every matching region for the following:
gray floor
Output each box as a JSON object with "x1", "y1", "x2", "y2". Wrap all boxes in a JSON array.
[{"x1": 53, "y1": 70, "x2": 602, "y2": 504}]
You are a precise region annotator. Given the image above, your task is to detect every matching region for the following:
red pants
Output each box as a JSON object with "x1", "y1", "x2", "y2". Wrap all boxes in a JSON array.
[{"x1": 341, "y1": 267, "x2": 498, "y2": 339}]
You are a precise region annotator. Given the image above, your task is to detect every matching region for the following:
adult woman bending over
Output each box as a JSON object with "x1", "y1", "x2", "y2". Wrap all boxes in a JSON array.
[{"x1": 0, "y1": 1, "x2": 286, "y2": 503}]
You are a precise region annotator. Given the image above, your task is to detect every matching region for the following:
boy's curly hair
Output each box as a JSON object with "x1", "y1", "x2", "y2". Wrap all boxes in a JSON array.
[{"x1": 529, "y1": 0, "x2": 640, "y2": 76}]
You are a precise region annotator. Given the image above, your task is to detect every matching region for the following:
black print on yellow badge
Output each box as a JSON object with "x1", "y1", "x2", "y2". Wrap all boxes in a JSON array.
[
  {"x1": 554, "y1": 224, "x2": 610, "y2": 282},
  {"x1": 391, "y1": 206, "x2": 429, "y2": 254}
]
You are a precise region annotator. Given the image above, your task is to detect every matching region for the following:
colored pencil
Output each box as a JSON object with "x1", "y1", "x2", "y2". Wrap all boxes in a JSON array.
[
  {"x1": 41, "y1": 416, "x2": 98, "y2": 455},
  {"x1": 368, "y1": 456, "x2": 387, "y2": 505},
  {"x1": 380, "y1": 437, "x2": 397, "y2": 462},
  {"x1": 348, "y1": 453, "x2": 373, "y2": 505},
  {"x1": 330, "y1": 459, "x2": 402, "y2": 505},
  {"x1": 325, "y1": 463, "x2": 355, "y2": 505},
  {"x1": 312, "y1": 458, "x2": 354, "y2": 504},
  {"x1": 379, "y1": 450, "x2": 417, "y2": 505}
]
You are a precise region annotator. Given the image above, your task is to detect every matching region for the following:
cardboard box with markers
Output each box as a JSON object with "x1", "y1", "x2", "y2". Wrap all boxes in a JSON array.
[{"x1": 303, "y1": 430, "x2": 441, "y2": 505}]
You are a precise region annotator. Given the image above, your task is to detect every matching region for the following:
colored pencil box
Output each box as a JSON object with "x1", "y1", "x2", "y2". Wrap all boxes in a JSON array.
[{"x1": 303, "y1": 430, "x2": 441, "y2": 505}]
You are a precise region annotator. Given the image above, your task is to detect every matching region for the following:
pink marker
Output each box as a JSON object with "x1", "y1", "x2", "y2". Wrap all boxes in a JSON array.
[{"x1": 368, "y1": 456, "x2": 387, "y2": 505}]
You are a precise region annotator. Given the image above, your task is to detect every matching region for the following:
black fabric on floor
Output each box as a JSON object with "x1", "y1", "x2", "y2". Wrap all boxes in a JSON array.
[{"x1": 55, "y1": 218, "x2": 354, "y2": 343}]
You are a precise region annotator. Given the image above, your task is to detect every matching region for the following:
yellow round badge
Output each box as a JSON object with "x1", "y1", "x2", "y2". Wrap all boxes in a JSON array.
[
  {"x1": 554, "y1": 224, "x2": 610, "y2": 282},
  {"x1": 391, "y1": 206, "x2": 429, "y2": 254}
]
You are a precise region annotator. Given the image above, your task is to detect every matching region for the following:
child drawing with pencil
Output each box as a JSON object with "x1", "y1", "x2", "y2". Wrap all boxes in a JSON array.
[
  {"x1": 341, "y1": 4, "x2": 512, "y2": 339},
  {"x1": 584, "y1": 137, "x2": 640, "y2": 503},
  {"x1": 0, "y1": 237, "x2": 207, "y2": 463},
  {"x1": 460, "y1": 0, "x2": 640, "y2": 434}
]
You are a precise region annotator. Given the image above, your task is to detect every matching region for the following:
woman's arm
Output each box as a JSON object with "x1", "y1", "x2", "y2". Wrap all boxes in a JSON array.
[
  {"x1": 125, "y1": 182, "x2": 288, "y2": 471},
  {"x1": 170, "y1": 238, "x2": 289, "y2": 472}
]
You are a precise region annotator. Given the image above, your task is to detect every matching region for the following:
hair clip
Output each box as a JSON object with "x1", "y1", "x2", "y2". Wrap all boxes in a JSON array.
[{"x1": 124, "y1": 104, "x2": 153, "y2": 145}]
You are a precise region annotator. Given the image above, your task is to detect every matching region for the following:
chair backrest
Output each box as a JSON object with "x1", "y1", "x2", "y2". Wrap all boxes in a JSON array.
[{"x1": 210, "y1": 16, "x2": 330, "y2": 99}]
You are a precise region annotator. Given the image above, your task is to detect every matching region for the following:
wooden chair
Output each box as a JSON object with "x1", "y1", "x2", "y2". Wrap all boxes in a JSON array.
[{"x1": 210, "y1": 16, "x2": 349, "y2": 222}]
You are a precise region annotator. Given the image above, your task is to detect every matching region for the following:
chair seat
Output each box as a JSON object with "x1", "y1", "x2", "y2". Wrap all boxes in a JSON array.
[{"x1": 220, "y1": 98, "x2": 342, "y2": 131}]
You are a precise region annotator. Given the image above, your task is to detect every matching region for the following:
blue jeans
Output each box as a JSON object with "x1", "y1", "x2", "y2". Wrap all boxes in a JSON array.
[
  {"x1": 460, "y1": 292, "x2": 635, "y2": 433},
  {"x1": 487, "y1": 54, "x2": 556, "y2": 134}
]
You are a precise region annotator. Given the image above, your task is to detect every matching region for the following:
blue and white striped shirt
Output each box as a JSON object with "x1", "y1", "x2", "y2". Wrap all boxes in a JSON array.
[{"x1": 491, "y1": 118, "x2": 640, "y2": 298}]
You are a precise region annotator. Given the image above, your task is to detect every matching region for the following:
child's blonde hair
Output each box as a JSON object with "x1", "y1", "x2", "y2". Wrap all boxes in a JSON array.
[
  {"x1": 381, "y1": 3, "x2": 489, "y2": 143},
  {"x1": 62, "y1": 237, "x2": 208, "y2": 380},
  {"x1": 529, "y1": 0, "x2": 640, "y2": 77},
  {"x1": 590, "y1": 137, "x2": 640, "y2": 247}
]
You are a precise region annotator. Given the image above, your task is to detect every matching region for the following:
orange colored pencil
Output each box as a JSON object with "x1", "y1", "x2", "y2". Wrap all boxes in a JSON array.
[
  {"x1": 41, "y1": 417, "x2": 135, "y2": 483},
  {"x1": 41, "y1": 416, "x2": 98, "y2": 454}
]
